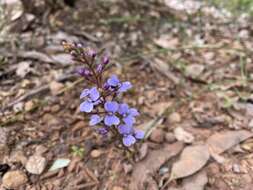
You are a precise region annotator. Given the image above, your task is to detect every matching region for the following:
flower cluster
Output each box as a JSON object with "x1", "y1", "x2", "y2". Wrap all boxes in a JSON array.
[{"x1": 62, "y1": 41, "x2": 145, "y2": 147}]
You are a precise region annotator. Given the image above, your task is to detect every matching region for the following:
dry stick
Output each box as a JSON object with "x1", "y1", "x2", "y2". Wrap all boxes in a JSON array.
[
  {"x1": 3, "y1": 73, "x2": 76, "y2": 111},
  {"x1": 84, "y1": 167, "x2": 99, "y2": 184},
  {"x1": 70, "y1": 30, "x2": 101, "y2": 43},
  {"x1": 74, "y1": 182, "x2": 97, "y2": 190},
  {"x1": 118, "y1": 43, "x2": 250, "y2": 63},
  {"x1": 0, "y1": 50, "x2": 55, "y2": 64}
]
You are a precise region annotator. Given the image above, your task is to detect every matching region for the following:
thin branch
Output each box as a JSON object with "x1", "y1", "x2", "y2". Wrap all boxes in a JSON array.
[{"x1": 2, "y1": 73, "x2": 76, "y2": 111}]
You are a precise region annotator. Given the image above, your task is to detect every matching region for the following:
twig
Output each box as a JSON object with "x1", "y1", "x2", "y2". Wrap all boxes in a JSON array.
[
  {"x1": 118, "y1": 43, "x2": 250, "y2": 63},
  {"x1": 74, "y1": 182, "x2": 97, "y2": 190},
  {"x1": 0, "y1": 50, "x2": 55, "y2": 63},
  {"x1": 70, "y1": 30, "x2": 100, "y2": 43},
  {"x1": 84, "y1": 167, "x2": 99, "y2": 184},
  {"x1": 4, "y1": 85, "x2": 49, "y2": 110},
  {"x1": 2, "y1": 73, "x2": 76, "y2": 111}
]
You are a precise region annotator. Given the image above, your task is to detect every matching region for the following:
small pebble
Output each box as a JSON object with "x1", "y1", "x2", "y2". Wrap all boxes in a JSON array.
[
  {"x1": 150, "y1": 128, "x2": 164, "y2": 143},
  {"x1": 2, "y1": 170, "x2": 28, "y2": 189},
  {"x1": 25, "y1": 155, "x2": 47, "y2": 175},
  {"x1": 159, "y1": 167, "x2": 169, "y2": 175},
  {"x1": 232, "y1": 164, "x2": 241, "y2": 173},
  {"x1": 174, "y1": 127, "x2": 194, "y2": 144},
  {"x1": 169, "y1": 112, "x2": 181, "y2": 123},
  {"x1": 208, "y1": 163, "x2": 220, "y2": 175},
  {"x1": 123, "y1": 163, "x2": 133, "y2": 174},
  {"x1": 51, "y1": 105, "x2": 61, "y2": 113},
  {"x1": 49, "y1": 81, "x2": 64, "y2": 96},
  {"x1": 165, "y1": 133, "x2": 176, "y2": 143},
  {"x1": 24, "y1": 100, "x2": 35, "y2": 112},
  {"x1": 90, "y1": 149, "x2": 102, "y2": 158},
  {"x1": 35, "y1": 145, "x2": 48, "y2": 155}
]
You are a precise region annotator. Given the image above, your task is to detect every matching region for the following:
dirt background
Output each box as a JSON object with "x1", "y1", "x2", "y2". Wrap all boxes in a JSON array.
[{"x1": 1, "y1": 0, "x2": 253, "y2": 190}]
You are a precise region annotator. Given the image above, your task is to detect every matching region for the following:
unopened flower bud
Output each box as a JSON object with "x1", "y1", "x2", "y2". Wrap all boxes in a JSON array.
[
  {"x1": 96, "y1": 64, "x2": 103, "y2": 73},
  {"x1": 77, "y1": 68, "x2": 90, "y2": 78},
  {"x1": 87, "y1": 49, "x2": 97, "y2": 58},
  {"x1": 97, "y1": 128, "x2": 108, "y2": 135},
  {"x1": 102, "y1": 55, "x2": 109, "y2": 65}
]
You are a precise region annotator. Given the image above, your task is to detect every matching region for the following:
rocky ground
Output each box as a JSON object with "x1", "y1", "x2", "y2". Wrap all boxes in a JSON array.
[{"x1": 1, "y1": 0, "x2": 253, "y2": 190}]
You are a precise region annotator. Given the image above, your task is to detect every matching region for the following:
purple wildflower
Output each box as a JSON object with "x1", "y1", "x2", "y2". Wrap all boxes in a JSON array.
[
  {"x1": 134, "y1": 129, "x2": 145, "y2": 139},
  {"x1": 102, "y1": 55, "x2": 109, "y2": 65},
  {"x1": 118, "y1": 124, "x2": 133, "y2": 135},
  {"x1": 107, "y1": 75, "x2": 132, "y2": 93},
  {"x1": 123, "y1": 135, "x2": 136, "y2": 147},
  {"x1": 80, "y1": 87, "x2": 100, "y2": 113},
  {"x1": 107, "y1": 75, "x2": 120, "y2": 87},
  {"x1": 63, "y1": 41, "x2": 145, "y2": 148},
  {"x1": 118, "y1": 124, "x2": 144, "y2": 147},
  {"x1": 118, "y1": 103, "x2": 139, "y2": 126},
  {"x1": 89, "y1": 114, "x2": 103, "y2": 126},
  {"x1": 96, "y1": 64, "x2": 103, "y2": 73},
  {"x1": 104, "y1": 101, "x2": 120, "y2": 126}
]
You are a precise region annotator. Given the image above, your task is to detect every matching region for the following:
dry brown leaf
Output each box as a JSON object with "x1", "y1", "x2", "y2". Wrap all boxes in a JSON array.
[
  {"x1": 1, "y1": 0, "x2": 23, "y2": 21},
  {"x1": 207, "y1": 130, "x2": 253, "y2": 155},
  {"x1": 241, "y1": 138, "x2": 253, "y2": 151},
  {"x1": 153, "y1": 59, "x2": 180, "y2": 84},
  {"x1": 149, "y1": 101, "x2": 172, "y2": 116},
  {"x1": 130, "y1": 142, "x2": 184, "y2": 190},
  {"x1": 170, "y1": 145, "x2": 210, "y2": 180},
  {"x1": 154, "y1": 35, "x2": 179, "y2": 49},
  {"x1": 51, "y1": 53, "x2": 74, "y2": 65},
  {"x1": 185, "y1": 64, "x2": 205, "y2": 79},
  {"x1": 181, "y1": 170, "x2": 208, "y2": 190},
  {"x1": 174, "y1": 127, "x2": 194, "y2": 144},
  {"x1": 20, "y1": 51, "x2": 54, "y2": 63},
  {"x1": 49, "y1": 81, "x2": 65, "y2": 96}
]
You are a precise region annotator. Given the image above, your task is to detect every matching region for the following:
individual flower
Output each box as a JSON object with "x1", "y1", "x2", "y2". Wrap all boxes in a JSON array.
[
  {"x1": 104, "y1": 101, "x2": 120, "y2": 126},
  {"x1": 123, "y1": 135, "x2": 136, "y2": 147},
  {"x1": 118, "y1": 124, "x2": 133, "y2": 135},
  {"x1": 118, "y1": 103, "x2": 139, "y2": 126},
  {"x1": 134, "y1": 129, "x2": 145, "y2": 139},
  {"x1": 89, "y1": 114, "x2": 103, "y2": 126},
  {"x1": 107, "y1": 75, "x2": 132, "y2": 93},
  {"x1": 118, "y1": 125, "x2": 135, "y2": 146},
  {"x1": 118, "y1": 125, "x2": 144, "y2": 147},
  {"x1": 80, "y1": 87, "x2": 100, "y2": 113}
]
